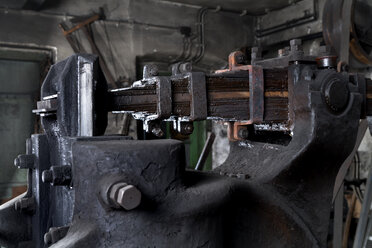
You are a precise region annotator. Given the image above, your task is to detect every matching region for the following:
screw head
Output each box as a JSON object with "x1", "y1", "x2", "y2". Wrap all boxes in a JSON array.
[{"x1": 116, "y1": 185, "x2": 142, "y2": 210}]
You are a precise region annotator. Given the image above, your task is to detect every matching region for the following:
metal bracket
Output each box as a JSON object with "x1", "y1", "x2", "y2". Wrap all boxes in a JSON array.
[
  {"x1": 249, "y1": 65, "x2": 264, "y2": 123},
  {"x1": 188, "y1": 72, "x2": 207, "y2": 121},
  {"x1": 156, "y1": 77, "x2": 172, "y2": 119},
  {"x1": 215, "y1": 51, "x2": 265, "y2": 141}
]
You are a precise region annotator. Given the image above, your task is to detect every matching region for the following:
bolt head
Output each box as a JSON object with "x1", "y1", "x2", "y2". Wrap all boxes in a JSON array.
[
  {"x1": 109, "y1": 182, "x2": 128, "y2": 208},
  {"x1": 42, "y1": 170, "x2": 53, "y2": 183},
  {"x1": 179, "y1": 62, "x2": 192, "y2": 72},
  {"x1": 238, "y1": 128, "x2": 249, "y2": 139},
  {"x1": 290, "y1": 39, "x2": 302, "y2": 46},
  {"x1": 116, "y1": 185, "x2": 141, "y2": 210},
  {"x1": 14, "y1": 157, "x2": 20, "y2": 167}
]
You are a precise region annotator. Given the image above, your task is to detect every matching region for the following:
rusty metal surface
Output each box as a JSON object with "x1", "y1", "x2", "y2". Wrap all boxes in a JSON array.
[
  {"x1": 108, "y1": 69, "x2": 289, "y2": 123},
  {"x1": 249, "y1": 65, "x2": 264, "y2": 123}
]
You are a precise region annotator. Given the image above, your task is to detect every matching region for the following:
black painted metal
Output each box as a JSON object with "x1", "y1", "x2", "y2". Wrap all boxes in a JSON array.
[{"x1": 0, "y1": 49, "x2": 368, "y2": 247}]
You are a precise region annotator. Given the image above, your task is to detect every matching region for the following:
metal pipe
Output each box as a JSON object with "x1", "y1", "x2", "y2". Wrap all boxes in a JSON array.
[{"x1": 195, "y1": 132, "x2": 215, "y2": 171}]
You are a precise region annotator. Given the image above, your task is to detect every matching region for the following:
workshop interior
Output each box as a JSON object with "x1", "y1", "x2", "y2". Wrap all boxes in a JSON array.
[{"x1": 1, "y1": 0, "x2": 372, "y2": 247}]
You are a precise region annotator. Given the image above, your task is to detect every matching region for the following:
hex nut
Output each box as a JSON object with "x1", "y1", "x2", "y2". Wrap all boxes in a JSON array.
[
  {"x1": 116, "y1": 185, "x2": 142, "y2": 210},
  {"x1": 109, "y1": 182, "x2": 128, "y2": 208}
]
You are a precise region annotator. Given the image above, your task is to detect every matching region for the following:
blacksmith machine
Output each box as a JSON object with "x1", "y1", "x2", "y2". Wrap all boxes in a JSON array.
[{"x1": 1, "y1": 0, "x2": 372, "y2": 247}]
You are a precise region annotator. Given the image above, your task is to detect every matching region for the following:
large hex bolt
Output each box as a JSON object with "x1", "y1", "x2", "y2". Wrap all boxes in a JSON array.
[
  {"x1": 14, "y1": 154, "x2": 35, "y2": 169},
  {"x1": 14, "y1": 196, "x2": 35, "y2": 213},
  {"x1": 42, "y1": 165, "x2": 72, "y2": 186},
  {"x1": 109, "y1": 182, "x2": 141, "y2": 210}
]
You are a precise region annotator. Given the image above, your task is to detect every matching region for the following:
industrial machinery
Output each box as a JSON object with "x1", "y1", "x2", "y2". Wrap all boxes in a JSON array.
[{"x1": 0, "y1": 35, "x2": 371, "y2": 247}]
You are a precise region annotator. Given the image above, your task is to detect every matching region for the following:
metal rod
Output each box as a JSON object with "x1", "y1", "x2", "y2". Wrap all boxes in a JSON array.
[
  {"x1": 353, "y1": 167, "x2": 372, "y2": 248},
  {"x1": 333, "y1": 182, "x2": 344, "y2": 248},
  {"x1": 62, "y1": 14, "x2": 100, "y2": 36},
  {"x1": 195, "y1": 132, "x2": 215, "y2": 171},
  {"x1": 342, "y1": 192, "x2": 357, "y2": 248}
]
